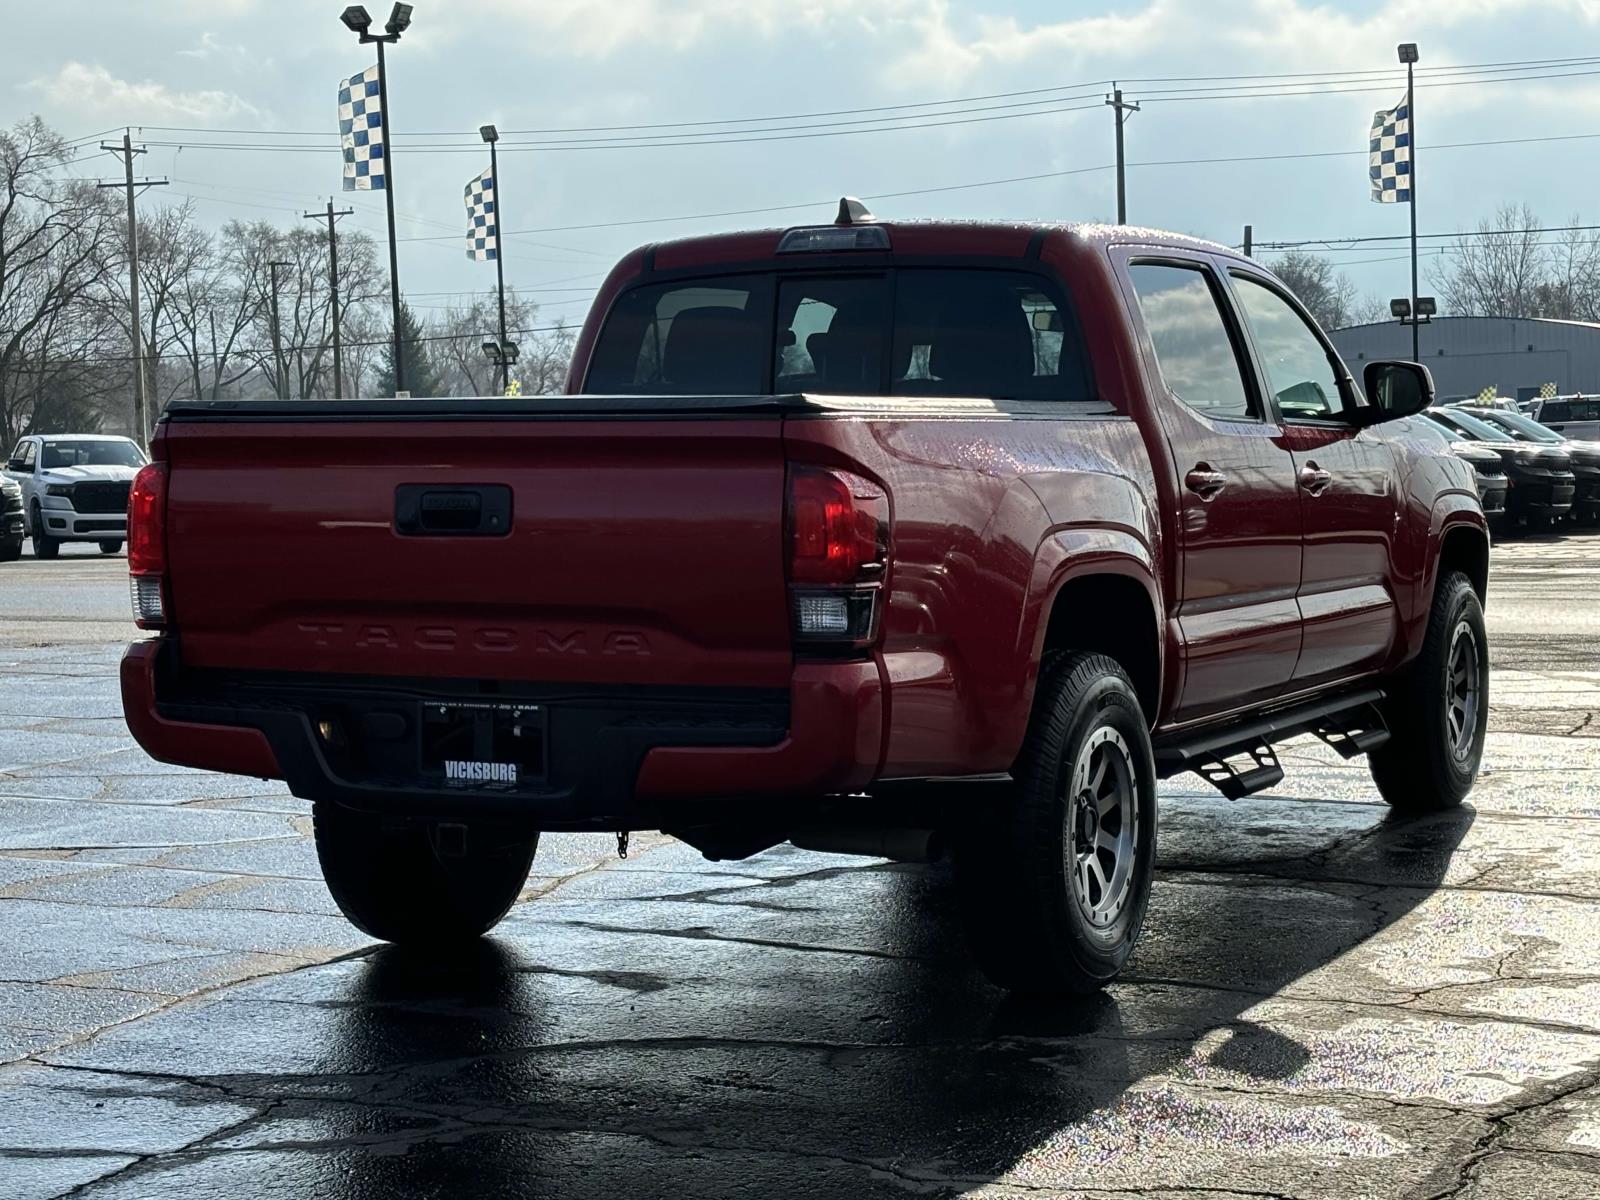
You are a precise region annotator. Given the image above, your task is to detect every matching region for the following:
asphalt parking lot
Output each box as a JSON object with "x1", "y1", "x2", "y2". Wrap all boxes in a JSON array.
[{"x1": 1, "y1": 536, "x2": 1599, "y2": 1199}]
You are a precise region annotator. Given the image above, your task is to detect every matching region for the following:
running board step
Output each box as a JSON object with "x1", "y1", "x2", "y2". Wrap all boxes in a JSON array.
[
  {"x1": 1312, "y1": 701, "x2": 1391, "y2": 759},
  {"x1": 1193, "y1": 741, "x2": 1283, "y2": 801},
  {"x1": 1153, "y1": 687, "x2": 1387, "y2": 801}
]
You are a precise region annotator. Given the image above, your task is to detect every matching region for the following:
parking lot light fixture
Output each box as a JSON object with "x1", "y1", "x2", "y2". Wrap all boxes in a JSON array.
[
  {"x1": 1391, "y1": 298, "x2": 1412, "y2": 320},
  {"x1": 340, "y1": 1, "x2": 412, "y2": 393}
]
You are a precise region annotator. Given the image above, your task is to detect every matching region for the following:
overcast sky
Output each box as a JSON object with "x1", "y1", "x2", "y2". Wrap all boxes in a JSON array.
[{"x1": 7, "y1": 0, "x2": 1600, "y2": 327}]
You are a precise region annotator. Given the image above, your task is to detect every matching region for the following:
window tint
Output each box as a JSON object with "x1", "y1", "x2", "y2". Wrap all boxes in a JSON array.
[
  {"x1": 1128, "y1": 264, "x2": 1253, "y2": 419},
  {"x1": 586, "y1": 275, "x2": 771, "y2": 394},
  {"x1": 775, "y1": 276, "x2": 889, "y2": 394},
  {"x1": 1231, "y1": 275, "x2": 1345, "y2": 420},
  {"x1": 40, "y1": 440, "x2": 145, "y2": 469},
  {"x1": 891, "y1": 270, "x2": 1092, "y2": 401},
  {"x1": 588, "y1": 268, "x2": 1093, "y2": 401}
]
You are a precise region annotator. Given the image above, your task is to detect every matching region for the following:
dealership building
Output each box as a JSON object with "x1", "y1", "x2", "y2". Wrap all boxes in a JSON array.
[{"x1": 1329, "y1": 316, "x2": 1600, "y2": 403}]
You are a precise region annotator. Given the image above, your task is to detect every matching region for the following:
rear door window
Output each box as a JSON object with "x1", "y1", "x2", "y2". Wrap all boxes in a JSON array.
[
  {"x1": 585, "y1": 275, "x2": 772, "y2": 395},
  {"x1": 1128, "y1": 264, "x2": 1255, "y2": 419}
]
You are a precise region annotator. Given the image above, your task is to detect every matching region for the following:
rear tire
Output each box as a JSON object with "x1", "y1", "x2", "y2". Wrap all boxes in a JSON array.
[
  {"x1": 1369, "y1": 570, "x2": 1488, "y2": 813},
  {"x1": 98, "y1": 540, "x2": 123, "y2": 555},
  {"x1": 313, "y1": 801, "x2": 538, "y2": 944},
  {"x1": 30, "y1": 504, "x2": 58, "y2": 559},
  {"x1": 956, "y1": 652, "x2": 1157, "y2": 995}
]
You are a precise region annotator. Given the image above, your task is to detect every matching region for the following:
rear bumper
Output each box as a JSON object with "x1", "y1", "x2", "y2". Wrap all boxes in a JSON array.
[{"x1": 120, "y1": 639, "x2": 884, "y2": 829}]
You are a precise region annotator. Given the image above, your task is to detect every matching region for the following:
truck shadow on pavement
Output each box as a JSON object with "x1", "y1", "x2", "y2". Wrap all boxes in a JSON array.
[{"x1": 253, "y1": 800, "x2": 1477, "y2": 1199}]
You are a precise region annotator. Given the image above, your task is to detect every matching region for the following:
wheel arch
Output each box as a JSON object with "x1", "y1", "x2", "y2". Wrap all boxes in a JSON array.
[{"x1": 1023, "y1": 536, "x2": 1165, "y2": 728}]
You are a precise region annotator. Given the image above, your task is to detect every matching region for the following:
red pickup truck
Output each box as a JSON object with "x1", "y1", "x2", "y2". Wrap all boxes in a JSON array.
[{"x1": 121, "y1": 208, "x2": 1490, "y2": 995}]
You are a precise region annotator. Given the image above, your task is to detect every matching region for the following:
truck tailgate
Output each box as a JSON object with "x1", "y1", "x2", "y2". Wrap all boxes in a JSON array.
[{"x1": 162, "y1": 418, "x2": 792, "y2": 689}]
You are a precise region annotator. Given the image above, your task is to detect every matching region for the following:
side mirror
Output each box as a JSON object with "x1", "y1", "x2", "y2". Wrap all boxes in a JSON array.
[
  {"x1": 1356, "y1": 360, "x2": 1435, "y2": 426},
  {"x1": 4, "y1": 459, "x2": 23, "y2": 473}
]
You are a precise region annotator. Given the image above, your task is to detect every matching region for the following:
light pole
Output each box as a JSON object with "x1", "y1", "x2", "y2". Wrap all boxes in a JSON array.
[
  {"x1": 268, "y1": 259, "x2": 293, "y2": 400},
  {"x1": 1399, "y1": 41, "x2": 1420, "y2": 363},
  {"x1": 480, "y1": 123, "x2": 511, "y2": 395},
  {"x1": 341, "y1": 4, "x2": 412, "y2": 393}
]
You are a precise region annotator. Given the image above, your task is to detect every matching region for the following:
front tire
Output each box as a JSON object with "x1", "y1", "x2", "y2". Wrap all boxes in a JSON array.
[
  {"x1": 1369, "y1": 570, "x2": 1488, "y2": 812},
  {"x1": 313, "y1": 801, "x2": 538, "y2": 944},
  {"x1": 956, "y1": 652, "x2": 1157, "y2": 995},
  {"x1": 30, "y1": 504, "x2": 58, "y2": 559},
  {"x1": 98, "y1": 540, "x2": 123, "y2": 555},
  {"x1": 0, "y1": 538, "x2": 21, "y2": 563}
]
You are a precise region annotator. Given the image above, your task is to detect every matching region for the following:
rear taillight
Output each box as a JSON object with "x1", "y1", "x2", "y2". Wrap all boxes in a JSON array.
[
  {"x1": 128, "y1": 462, "x2": 168, "y2": 629},
  {"x1": 786, "y1": 465, "x2": 888, "y2": 647}
]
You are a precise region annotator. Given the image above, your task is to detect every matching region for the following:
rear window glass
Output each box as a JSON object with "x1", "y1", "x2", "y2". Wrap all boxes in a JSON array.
[
  {"x1": 585, "y1": 275, "x2": 771, "y2": 395},
  {"x1": 587, "y1": 268, "x2": 1093, "y2": 402}
]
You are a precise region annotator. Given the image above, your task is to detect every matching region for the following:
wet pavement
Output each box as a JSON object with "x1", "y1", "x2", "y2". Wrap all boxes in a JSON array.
[{"x1": 1, "y1": 536, "x2": 1598, "y2": 1199}]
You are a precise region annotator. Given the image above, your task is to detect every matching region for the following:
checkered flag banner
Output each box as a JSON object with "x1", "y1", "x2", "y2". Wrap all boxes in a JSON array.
[
  {"x1": 1369, "y1": 97, "x2": 1411, "y2": 204},
  {"x1": 339, "y1": 65, "x2": 386, "y2": 191},
  {"x1": 465, "y1": 167, "x2": 497, "y2": 261}
]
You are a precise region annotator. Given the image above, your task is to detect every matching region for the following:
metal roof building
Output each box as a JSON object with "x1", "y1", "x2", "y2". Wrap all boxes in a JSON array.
[{"x1": 1328, "y1": 316, "x2": 1600, "y2": 403}]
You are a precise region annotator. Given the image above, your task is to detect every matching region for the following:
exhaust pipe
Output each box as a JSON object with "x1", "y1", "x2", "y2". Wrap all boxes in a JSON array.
[{"x1": 789, "y1": 828, "x2": 945, "y2": 863}]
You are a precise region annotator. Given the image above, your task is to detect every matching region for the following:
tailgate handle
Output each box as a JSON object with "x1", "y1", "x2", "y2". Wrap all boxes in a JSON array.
[{"x1": 395, "y1": 484, "x2": 512, "y2": 537}]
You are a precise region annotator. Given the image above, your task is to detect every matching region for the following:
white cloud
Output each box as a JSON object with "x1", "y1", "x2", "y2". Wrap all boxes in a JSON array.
[
  {"x1": 441, "y1": 0, "x2": 911, "y2": 58},
  {"x1": 891, "y1": 0, "x2": 1600, "y2": 85},
  {"x1": 23, "y1": 62, "x2": 266, "y2": 124}
]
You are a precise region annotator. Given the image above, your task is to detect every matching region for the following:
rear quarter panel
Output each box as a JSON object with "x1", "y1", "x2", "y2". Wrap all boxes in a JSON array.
[{"x1": 785, "y1": 410, "x2": 1161, "y2": 778}]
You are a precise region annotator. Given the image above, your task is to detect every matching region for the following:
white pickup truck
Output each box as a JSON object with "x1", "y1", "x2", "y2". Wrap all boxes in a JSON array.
[{"x1": 2, "y1": 434, "x2": 147, "y2": 559}]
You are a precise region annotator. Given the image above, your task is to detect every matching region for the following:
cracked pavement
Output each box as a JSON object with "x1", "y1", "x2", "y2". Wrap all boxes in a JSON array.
[{"x1": 1, "y1": 536, "x2": 1598, "y2": 1199}]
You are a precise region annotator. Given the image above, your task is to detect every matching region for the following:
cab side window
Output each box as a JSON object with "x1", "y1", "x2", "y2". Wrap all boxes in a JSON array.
[
  {"x1": 17, "y1": 441, "x2": 36, "y2": 471},
  {"x1": 1128, "y1": 263, "x2": 1255, "y2": 420},
  {"x1": 1231, "y1": 275, "x2": 1347, "y2": 420}
]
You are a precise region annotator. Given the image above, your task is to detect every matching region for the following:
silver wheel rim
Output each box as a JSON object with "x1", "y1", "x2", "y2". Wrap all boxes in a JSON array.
[
  {"x1": 1066, "y1": 726, "x2": 1139, "y2": 931},
  {"x1": 1446, "y1": 620, "x2": 1481, "y2": 762}
]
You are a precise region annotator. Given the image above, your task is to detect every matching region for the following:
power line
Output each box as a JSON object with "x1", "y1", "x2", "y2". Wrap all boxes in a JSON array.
[
  {"x1": 1255, "y1": 222, "x2": 1600, "y2": 250},
  {"x1": 396, "y1": 128, "x2": 1600, "y2": 244},
  {"x1": 124, "y1": 54, "x2": 1600, "y2": 144}
]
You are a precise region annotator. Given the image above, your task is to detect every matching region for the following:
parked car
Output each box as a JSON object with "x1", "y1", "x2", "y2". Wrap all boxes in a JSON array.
[
  {"x1": 2, "y1": 435, "x2": 147, "y2": 559},
  {"x1": 121, "y1": 213, "x2": 1490, "y2": 996},
  {"x1": 1398, "y1": 416, "x2": 1509, "y2": 520},
  {"x1": 0, "y1": 476, "x2": 23, "y2": 561},
  {"x1": 1533, "y1": 395, "x2": 1600, "y2": 441},
  {"x1": 1456, "y1": 405, "x2": 1600, "y2": 521},
  {"x1": 1425, "y1": 407, "x2": 1577, "y2": 527}
]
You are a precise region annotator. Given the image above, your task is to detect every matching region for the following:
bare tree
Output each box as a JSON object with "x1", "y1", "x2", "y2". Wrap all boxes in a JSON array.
[
  {"x1": 0, "y1": 118, "x2": 122, "y2": 446},
  {"x1": 1269, "y1": 251, "x2": 1361, "y2": 331},
  {"x1": 1434, "y1": 204, "x2": 1547, "y2": 317},
  {"x1": 518, "y1": 319, "x2": 577, "y2": 395}
]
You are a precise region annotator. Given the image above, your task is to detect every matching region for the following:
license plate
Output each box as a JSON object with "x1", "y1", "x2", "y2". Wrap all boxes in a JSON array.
[{"x1": 420, "y1": 702, "x2": 546, "y2": 788}]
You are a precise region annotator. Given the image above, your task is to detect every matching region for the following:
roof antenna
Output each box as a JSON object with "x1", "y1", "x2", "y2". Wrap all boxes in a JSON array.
[{"x1": 836, "y1": 196, "x2": 875, "y2": 226}]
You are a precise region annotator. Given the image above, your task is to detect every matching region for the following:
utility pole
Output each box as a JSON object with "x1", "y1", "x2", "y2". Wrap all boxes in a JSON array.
[
  {"x1": 304, "y1": 200, "x2": 354, "y2": 398},
  {"x1": 268, "y1": 260, "x2": 293, "y2": 400},
  {"x1": 97, "y1": 132, "x2": 167, "y2": 445},
  {"x1": 1242, "y1": 225, "x2": 1253, "y2": 258},
  {"x1": 1105, "y1": 84, "x2": 1140, "y2": 225}
]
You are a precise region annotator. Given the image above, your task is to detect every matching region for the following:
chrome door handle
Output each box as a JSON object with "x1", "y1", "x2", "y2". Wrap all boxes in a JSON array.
[
  {"x1": 1299, "y1": 463, "x2": 1333, "y2": 496},
  {"x1": 1185, "y1": 465, "x2": 1227, "y2": 500}
]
